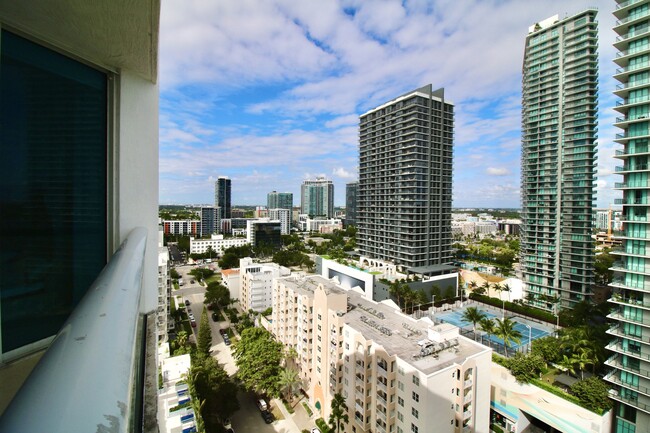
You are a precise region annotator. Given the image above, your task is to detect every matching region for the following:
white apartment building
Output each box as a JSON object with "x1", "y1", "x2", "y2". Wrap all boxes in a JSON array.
[
  {"x1": 221, "y1": 269, "x2": 241, "y2": 301},
  {"x1": 189, "y1": 234, "x2": 249, "y2": 255},
  {"x1": 157, "y1": 354, "x2": 196, "y2": 433},
  {"x1": 158, "y1": 229, "x2": 171, "y2": 342},
  {"x1": 239, "y1": 258, "x2": 290, "y2": 312},
  {"x1": 271, "y1": 275, "x2": 491, "y2": 433},
  {"x1": 299, "y1": 217, "x2": 343, "y2": 232},
  {"x1": 269, "y1": 208, "x2": 292, "y2": 235}
]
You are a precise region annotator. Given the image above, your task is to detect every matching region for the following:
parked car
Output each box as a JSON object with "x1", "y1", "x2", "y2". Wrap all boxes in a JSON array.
[
  {"x1": 219, "y1": 328, "x2": 227, "y2": 335},
  {"x1": 184, "y1": 299, "x2": 190, "y2": 306},
  {"x1": 190, "y1": 279, "x2": 195, "y2": 284},
  {"x1": 261, "y1": 410, "x2": 273, "y2": 424},
  {"x1": 191, "y1": 320, "x2": 197, "y2": 328},
  {"x1": 257, "y1": 399, "x2": 268, "y2": 412},
  {"x1": 226, "y1": 429, "x2": 235, "y2": 433},
  {"x1": 211, "y1": 312, "x2": 219, "y2": 322},
  {"x1": 224, "y1": 336, "x2": 231, "y2": 346},
  {"x1": 224, "y1": 419, "x2": 232, "y2": 429},
  {"x1": 188, "y1": 313, "x2": 194, "y2": 321}
]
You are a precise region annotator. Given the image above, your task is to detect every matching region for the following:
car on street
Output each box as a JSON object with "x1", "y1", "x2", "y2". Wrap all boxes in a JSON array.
[
  {"x1": 261, "y1": 410, "x2": 273, "y2": 424},
  {"x1": 311, "y1": 428, "x2": 319, "y2": 433},
  {"x1": 211, "y1": 312, "x2": 219, "y2": 322},
  {"x1": 223, "y1": 335, "x2": 231, "y2": 346},
  {"x1": 190, "y1": 279, "x2": 195, "y2": 284},
  {"x1": 224, "y1": 419, "x2": 232, "y2": 429},
  {"x1": 219, "y1": 328, "x2": 226, "y2": 335},
  {"x1": 188, "y1": 313, "x2": 194, "y2": 321},
  {"x1": 184, "y1": 300, "x2": 190, "y2": 306},
  {"x1": 257, "y1": 399, "x2": 268, "y2": 412},
  {"x1": 191, "y1": 320, "x2": 197, "y2": 328},
  {"x1": 226, "y1": 428, "x2": 234, "y2": 433}
]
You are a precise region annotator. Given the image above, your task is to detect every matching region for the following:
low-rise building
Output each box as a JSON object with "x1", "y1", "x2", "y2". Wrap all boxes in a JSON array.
[
  {"x1": 239, "y1": 257, "x2": 290, "y2": 312},
  {"x1": 162, "y1": 220, "x2": 200, "y2": 236},
  {"x1": 247, "y1": 218, "x2": 282, "y2": 249},
  {"x1": 190, "y1": 234, "x2": 249, "y2": 255},
  {"x1": 271, "y1": 275, "x2": 492, "y2": 433},
  {"x1": 221, "y1": 268, "x2": 241, "y2": 301},
  {"x1": 157, "y1": 354, "x2": 196, "y2": 433}
]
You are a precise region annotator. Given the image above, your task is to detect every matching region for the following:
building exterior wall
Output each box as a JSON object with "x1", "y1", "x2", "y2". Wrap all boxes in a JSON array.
[
  {"x1": 609, "y1": 2, "x2": 650, "y2": 432},
  {"x1": 268, "y1": 191, "x2": 293, "y2": 210},
  {"x1": 200, "y1": 207, "x2": 220, "y2": 237},
  {"x1": 358, "y1": 85, "x2": 454, "y2": 271},
  {"x1": 269, "y1": 208, "x2": 292, "y2": 235},
  {"x1": 521, "y1": 10, "x2": 598, "y2": 311},
  {"x1": 346, "y1": 182, "x2": 359, "y2": 226},
  {"x1": 215, "y1": 176, "x2": 232, "y2": 220},
  {"x1": 271, "y1": 276, "x2": 491, "y2": 433},
  {"x1": 301, "y1": 178, "x2": 335, "y2": 218},
  {"x1": 189, "y1": 235, "x2": 249, "y2": 255},
  {"x1": 239, "y1": 258, "x2": 290, "y2": 312},
  {"x1": 162, "y1": 220, "x2": 200, "y2": 236}
]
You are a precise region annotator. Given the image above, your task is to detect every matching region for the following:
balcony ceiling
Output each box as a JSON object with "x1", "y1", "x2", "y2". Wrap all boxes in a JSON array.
[{"x1": 0, "y1": 0, "x2": 159, "y2": 82}]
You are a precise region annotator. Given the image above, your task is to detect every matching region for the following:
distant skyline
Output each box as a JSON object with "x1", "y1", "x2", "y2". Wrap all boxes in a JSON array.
[{"x1": 159, "y1": 0, "x2": 618, "y2": 208}]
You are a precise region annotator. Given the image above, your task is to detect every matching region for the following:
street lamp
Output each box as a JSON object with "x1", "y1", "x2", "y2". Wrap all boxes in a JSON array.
[
  {"x1": 501, "y1": 297, "x2": 506, "y2": 320},
  {"x1": 524, "y1": 324, "x2": 532, "y2": 354}
]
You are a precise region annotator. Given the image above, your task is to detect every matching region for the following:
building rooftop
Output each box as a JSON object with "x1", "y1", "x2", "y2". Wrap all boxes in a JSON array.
[{"x1": 279, "y1": 275, "x2": 490, "y2": 376}]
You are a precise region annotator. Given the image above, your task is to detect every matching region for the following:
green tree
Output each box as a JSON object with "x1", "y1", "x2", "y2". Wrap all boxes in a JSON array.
[
  {"x1": 531, "y1": 336, "x2": 562, "y2": 365},
  {"x1": 507, "y1": 352, "x2": 545, "y2": 383},
  {"x1": 170, "y1": 268, "x2": 180, "y2": 279},
  {"x1": 594, "y1": 250, "x2": 615, "y2": 285},
  {"x1": 204, "y1": 281, "x2": 230, "y2": 307},
  {"x1": 570, "y1": 377, "x2": 613, "y2": 413},
  {"x1": 495, "y1": 317, "x2": 522, "y2": 357},
  {"x1": 189, "y1": 267, "x2": 215, "y2": 281},
  {"x1": 389, "y1": 280, "x2": 408, "y2": 309},
  {"x1": 233, "y1": 327, "x2": 284, "y2": 396},
  {"x1": 188, "y1": 354, "x2": 240, "y2": 430},
  {"x1": 197, "y1": 307, "x2": 212, "y2": 356},
  {"x1": 219, "y1": 252, "x2": 240, "y2": 269},
  {"x1": 328, "y1": 392, "x2": 349, "y2": 433},
  {"x1": 173, "y1": 330, "x2": 191, "y2": 356},
  {"x1": 278, "y1": 367, "x2": 301, "y2": 402},
  {"x1": 478, "y1": 317, "x2": 496, "y2": 348},
  {"x1": 462, "y1": 307, "x2": 487, "y2": 341}
]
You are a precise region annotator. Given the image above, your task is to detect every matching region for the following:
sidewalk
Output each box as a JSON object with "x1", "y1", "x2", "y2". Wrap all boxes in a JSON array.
[{"x1": 273, "y1": 396, "x2": 316, "y2": 433}]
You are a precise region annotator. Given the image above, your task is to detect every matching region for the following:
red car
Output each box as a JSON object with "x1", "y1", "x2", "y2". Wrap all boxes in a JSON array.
[{"x1": 191, "y1": 320, "x2": 197, "y2": 328}]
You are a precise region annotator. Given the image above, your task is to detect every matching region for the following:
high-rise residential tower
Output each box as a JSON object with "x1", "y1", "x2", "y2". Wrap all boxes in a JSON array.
[
  {"x1": 357, "y1": 85, "x2": 454, "y2": 271},
  {"x1": 301, "y1": 177, "x2": 334, "y2": 218},
  {"x1": 214, "y1": 176, "x2": 231, "y2": 219},
  {"x1": 521, "y1": 11, "x2": 598, "y2": 312},
  {"x1": 608, "y1": 2, "x2": 650, "y2": 432},
  {"x1": 346, "y1": 181, "x2": 358, "y2": 226},
  {"x1": 267, "y1": 191, "x2": 293, "y2": 210}
]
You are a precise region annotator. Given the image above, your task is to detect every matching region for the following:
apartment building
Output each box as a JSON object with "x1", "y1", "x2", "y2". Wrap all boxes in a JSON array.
[
  {"x1": 215, "y1": 176, "x2": 232, "y2": 220},
  {"x1": 247, "y1": 218, "x2": 283, "y2": 248},
  {"x1": 302, "y1": 177, "x2": 335, "y2": 218},
  {"x1": 608, "y1": 2, "x2": 650, "y2": 432},
  {"x1": 271, "y1": 276, "x2": 491, "y2": 433},
  {"x1": 190, "y1": 234, "x2": 249, "y2": 255},
  {"x1": 239, "y1": 258, "x2": 290, "y2": 312},
  {"x1": 200, "y1": 206, "x2": 220, "y2": 237},
  {"x1": 346, "y1": 182, "x2": 359, "y2": 227},
  {"x1": 158, "y1": 229, "x2": 171, "y2": 342},
  {"x1": 521, "y1": 10, "x2": 599, "y2": 311},
  {"x1": 269, "y1": 208, "x2": 292, "y2": 235},
  {"x1": 162, "y1": 219, "x2": 200, "y2": 236},
  {"x1": 357, "y1": 85, "x2": 454, "y2": 271},
  {"x1": 268, "y1": 191, "x2": 294, "y2": 210}
]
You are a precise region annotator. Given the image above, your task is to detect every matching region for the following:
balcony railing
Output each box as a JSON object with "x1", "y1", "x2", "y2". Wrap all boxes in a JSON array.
[{"x1": 0, "y1": 228, "x2": 148, "y2": 433}]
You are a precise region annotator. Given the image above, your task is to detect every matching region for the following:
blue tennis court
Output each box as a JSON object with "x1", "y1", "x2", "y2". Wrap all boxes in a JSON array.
[{"x1": 435, "y1": 308, "x2": 550, "y2": 350}]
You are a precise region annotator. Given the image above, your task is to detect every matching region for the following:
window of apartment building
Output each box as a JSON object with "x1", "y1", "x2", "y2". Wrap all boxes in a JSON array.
[
  {"x1": 412, "y1": 392, "x2": 419, "y2": 402},
  {"x1": 412, "y1": 375, "x2": 419, "y2": 386},
  {"x1": 318, "y1": 314, "x2": 322, "y2": 321},
  {"x1": 0, "y1": 29, "x2": 108, "y2": 357},
  {"x1": 410, "y1": 423, "x2": 418, "y2": 433},
  {"x1": 397, "y1": 412, "x2": 403, "y2": 422},
  {"x1": 398, "y1": 365, "x2": 404, "y2": 375},
  {"x1": 398, "y1": 397, "x2": 404, "y2": 407},
  {"x1": 397, "y1": 428, "x2": 403, "y2": 433},
  {"x1": 398, "y1": 381, "x2": 404, "y2": 391},
  {"x1": 411, "y1": 408, "x2": 418, "y2": 419}
]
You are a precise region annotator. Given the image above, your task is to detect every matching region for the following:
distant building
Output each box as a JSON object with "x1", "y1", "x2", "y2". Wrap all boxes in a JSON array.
[
  {"x1": 239, "y1": 257, "x2": 290, "y2": 312},
  {"x1": 254, "y1": 206, "x2": 268, "y2": 218},
  {"x1": 214, "y1": 176, "x2": 232, "y2": 219},
  {"x1": 200, "y1": 206, "x2": 220, "y2": 237},
  {"x1": 268, "y1": 208, "x2": 292, "y2": 235},
  {"x1": 267, "y1": 191, "x2": 293, "y2": 210},
  {"x1": 346, "y1": 182, "x2": 358, "y2": 226},
  {"x1": 358, "y1": 85, "x2": 454, "y2": 271},
  {"x1": 161, "y1": 220, "x2": 200, "y2": 236},
  {"x1": 189, "y1": 234, "x2": 248, "y2": 255},
  {"x1": 301, "y1": 177, "x2": 334, "y2": 218},
  {"x1": 246, "y1": 219, "x2": 282, "y2": 249}
]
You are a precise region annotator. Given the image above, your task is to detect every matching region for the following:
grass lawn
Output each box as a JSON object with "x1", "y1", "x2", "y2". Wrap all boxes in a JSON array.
[
  {"x1": 205, "y1": 274, "x2": 222, "y2": 284},
  {"x1": 173, "y1": 281, "x2": 180, "y2": 290}
]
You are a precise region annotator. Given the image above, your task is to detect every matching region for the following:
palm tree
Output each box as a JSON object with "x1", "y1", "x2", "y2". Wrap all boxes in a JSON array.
[
  {"x1": 492, "y1": 283, "x2": 503, "y2": 300},
  {"x1": 480, "y1": 281, "x2": 491, "y2": 296},
  {"x1": 329, "y1": 393, "x2": 349, "y2": 433},
  {"x1": 284, "y1": 346, "x2": 299, "y2": 369},
  {"x1": 278, "y1": 367, "x2": 301, "y2": 403},
  {"x1": 501, "y1": 283, "x2": 512, "y2": 302},
  {"x1": 403, "y1": 289, "x2": 417, "y2": 314},
  {"x1": 389, "y1": 281, "x2": 407, "y2": 309},
  {"x1": 468, "y1": 280, "x2": 478, "y2": 294},
  {"x1": 479, "y1": 317, "x2": 496, "y2": 348},
  {"x1": 495, "y1": 317, "x2": 522, "y2": 357},
  {"x1": 573, "y1": 348, "x2": 593, "y2": 380},
  {"x1": 461, "y1": 307, "x2": 487, "y2": 341}
]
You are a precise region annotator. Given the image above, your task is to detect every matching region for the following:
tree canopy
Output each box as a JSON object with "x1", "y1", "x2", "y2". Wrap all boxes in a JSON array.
[
  {"x1": 204, "y1": 281, "x2": 231, "y2": 307},
  {"x1": 232, "y1": 327, "x2": 284, "y2": 396}
]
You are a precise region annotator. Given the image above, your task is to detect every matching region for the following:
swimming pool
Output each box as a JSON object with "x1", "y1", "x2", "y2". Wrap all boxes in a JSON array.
[{"x1": 435, "y1": 307, "x2": 550, "y2": 350}]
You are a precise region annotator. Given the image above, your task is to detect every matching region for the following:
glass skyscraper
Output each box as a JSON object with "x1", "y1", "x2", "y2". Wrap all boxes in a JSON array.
[
  {"x1": 521, "y1": 10, "x2": 598, "y2": 312},
  {"x1": 608, "y1": 2, "x2": 650, "y2": 431},
  {"x1": 214, "y1": 176, "x2": 232, "y2": 219}
]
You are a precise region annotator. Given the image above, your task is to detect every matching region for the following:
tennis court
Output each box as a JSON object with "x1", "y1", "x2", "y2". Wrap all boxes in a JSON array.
[{"x1": 435, "y1": 307, "x2": 551, "y2": 350}]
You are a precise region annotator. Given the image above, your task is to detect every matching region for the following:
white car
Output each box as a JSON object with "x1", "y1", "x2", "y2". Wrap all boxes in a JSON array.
[{"x1": 188, "y1": 313, "x2": 195, "y2": 321}]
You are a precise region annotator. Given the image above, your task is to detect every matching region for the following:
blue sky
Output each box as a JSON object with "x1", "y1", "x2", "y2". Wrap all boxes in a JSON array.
[{"x1": 159, "y1": 0, "x2": 619, "y2": 208}]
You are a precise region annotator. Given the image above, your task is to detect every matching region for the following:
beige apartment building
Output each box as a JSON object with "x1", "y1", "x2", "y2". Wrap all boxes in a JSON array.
[{"x1": 271, "y1": 275, "x2": 492, "y2": 433}]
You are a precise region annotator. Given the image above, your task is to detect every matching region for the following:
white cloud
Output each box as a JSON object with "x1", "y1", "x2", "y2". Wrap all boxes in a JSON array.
[
  {"x1": 486, "y1": 167, "x2": 510, "y2": 176},
  {"x1": 333, "y1": 167, "x2": 357, "y2": 179}
]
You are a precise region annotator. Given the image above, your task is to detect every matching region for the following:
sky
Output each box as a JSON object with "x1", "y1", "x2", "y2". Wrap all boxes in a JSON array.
[{"x1": 159, "y1": 0, "x2": 619, "y2": 209}]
